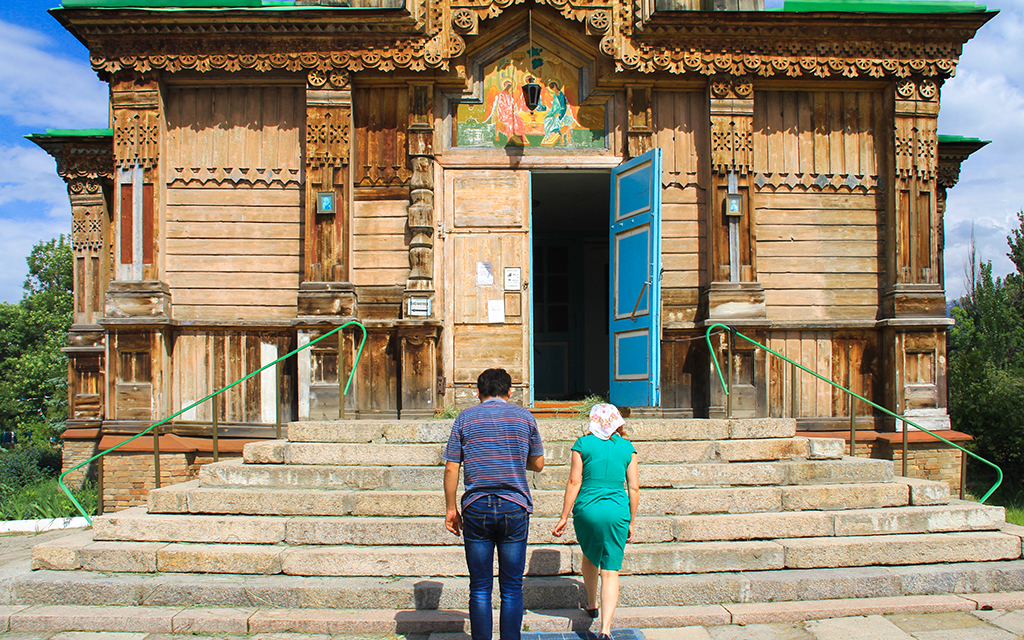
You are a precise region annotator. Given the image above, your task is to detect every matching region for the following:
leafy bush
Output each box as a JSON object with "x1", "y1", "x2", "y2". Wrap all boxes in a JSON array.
[{"x1": 0, "y1": 445, "x2": 62, "y2": 492}]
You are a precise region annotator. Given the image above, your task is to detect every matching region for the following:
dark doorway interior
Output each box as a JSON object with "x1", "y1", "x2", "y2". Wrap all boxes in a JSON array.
[{"x1": 532, "y1": 172, "x2": 610, "y2": 401}]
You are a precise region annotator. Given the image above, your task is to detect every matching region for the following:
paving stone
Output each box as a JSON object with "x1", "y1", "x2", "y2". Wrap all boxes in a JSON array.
[
  {"x1": 964, "y1": 590, "x2": 1024, "y2": 610},
  {"x1": 644, "y1": 626, "x2": 713, "y2": 640},
  {"x1": 910, "y1": 627, "x2": 1018, "y2": 639},
  {"x1": 243, "y1": 441, "x2": 288, "y2": 464},
  {"x1": 169, "y1": 607, "x2": 255, "y2": 633},
  {"x1": 92, "y1": 509, "x2": 288, "y2": 544},
  {"x1": 832, "y1": 502, "x2": 1005, "y2": 537},
  {"x1": 707, "y1": 622, "x2": 815, "y2": 639},
  {"x1": 672, "y1": 512, "x2": 833, "y2": 542},
  {"x1": 200, "y1": 460, "x2": 396, "y2": 491},
  {"x1": 886, "y1": 610, "x2": 998, "y2": 633},
  {"x1": 0, "y1": 632, "x2": 56, "y2": 640},
  {"x1": 902, "y1": 477, "x2": 951, "y2": 506},
  {"x1": 286, "y1": 421, "x2": 386, "y2": 443},
  {"x1": 381, "y1": 422, "x2": 458, "y2": 444},
  {"x1": 803, "y1": 614, "x2": 915, "y2": 640},
  {"x1": 185, "y1": 488, "x2": 354, "y2": 516},
  {"x1": 781, "y1": 483, "x2": 908, "y2": 512},
  {"x1": 50, "y1": 633, "x2": 148, "y2": 640},
  {"x1": 973, "y1": 609, "x2": 1024, "y2": 636},
  {"x1": 633, "y1": 442, "x2": 719, "y2": 464},
  {"x1": 157, "y1": 543, "x2": 283, "y2": 574},
  {"x1": 524, "y1": 606, "x2": 730, "y2": 630},
  {"x1": 717, "y1": 439, "x2": 808, "y2": 462},
  {"x1": 641, "y1": 462, "x2": 783, "y2": 488},
  {"x1": 283, "y1": 443, "x2": 445, "y2": 466},
  {"x1": 146, "y1": 482, "x2": 193, "y2": 514},
  {"x1": 782, "y1": 532, "x2": 1023, "y2": 569},
  {"x1": 725, "y1": 595, "x2": 972, "y2": 624},
  {"x1": 247, "y1": 608, "x2": 467, "y2": 634},
  {"x1": 640, "y1": 487, "x2": 783, "y2": 516},
  {"x1": 890, "y1": 560, "x2": 1024, "y2": 595},
  {"x1": 9, "y1": 605, "x2": 175, "y2": 633}
]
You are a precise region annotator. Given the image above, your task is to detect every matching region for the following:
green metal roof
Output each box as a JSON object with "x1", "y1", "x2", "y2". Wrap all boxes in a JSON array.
[
  {"x1": 57, "y1": 0, "x2": 374, "y2": 8},
  {"x1": 26, "y1": 129, "x2": 113, "y2": 138},
  {"x1": 938, "y1": 135, "x2": 990, "y2": 144},
  {"x1": 781, "y1": 0, "x2": 987, "y2": 12}
]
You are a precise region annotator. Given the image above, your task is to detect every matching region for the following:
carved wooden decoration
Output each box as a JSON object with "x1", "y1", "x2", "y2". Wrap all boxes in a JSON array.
[{"x1": 306, "y1": 86, "x2": 352, "y2": 283}]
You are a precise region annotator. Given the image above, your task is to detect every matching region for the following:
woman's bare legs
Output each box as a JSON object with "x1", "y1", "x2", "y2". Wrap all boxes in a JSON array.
[
  {"x1": 599, "y1": 569, "x2": 620, "y2": 636},
  {"x1": 581, "y1": 554, "x2": 599, "y2": 610}
]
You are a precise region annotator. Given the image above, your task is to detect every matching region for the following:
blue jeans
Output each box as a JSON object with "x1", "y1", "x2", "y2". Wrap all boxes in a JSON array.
[{"x1": 462, "y1": 494, "x2": 530, "y2": 640}]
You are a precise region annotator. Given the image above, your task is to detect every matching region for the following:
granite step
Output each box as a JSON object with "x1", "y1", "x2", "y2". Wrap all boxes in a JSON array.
[
  {"x1": 284, "y1": 417, "x2": 797, "y2": 444},
  {"x1": 6, "y1": 595, "x2": 1022, "y2": 634},
  {"x1": 34, "y1": 528, "x2": 1021, "y2": 577},
  {"x1": 12, "y1": 562, "x2": 1024, "y2": 611},
  {"x1": 90, "y1": 501, "x2": 1005, "y2": 547},
  {"x1": 146, "y1": 479, "x2": 931, "y2": 517},
  {"x1": 197, "y1": 456, "x2": 885, "y2": 491},
  {"x1": 242, "y1": 436, "x2": 839, "y2": 466}
]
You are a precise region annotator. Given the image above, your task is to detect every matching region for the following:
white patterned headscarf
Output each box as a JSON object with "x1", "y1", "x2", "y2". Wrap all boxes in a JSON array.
[{"x1": 588, "y1": 403, "x2": 625, "y2": 440}]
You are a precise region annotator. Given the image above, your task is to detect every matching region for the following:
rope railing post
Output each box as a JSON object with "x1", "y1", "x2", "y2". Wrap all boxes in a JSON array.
[
  {"x1": 59, "y1": 320, "x2": 369, "y2": 525},
  {"x1": 704, "y1": 323, "x2": 1004, "y2": 503},
  {"x1": 211, "y1": 393, "x2": 219, "y2": 463},
  {"x1": 152, "y1": 421, "x2": 161, "y2": 489}
]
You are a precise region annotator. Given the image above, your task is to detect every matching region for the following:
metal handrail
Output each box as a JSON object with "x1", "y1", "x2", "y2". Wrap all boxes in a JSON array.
[
  {"x1": 59, "y1": 320, "x2": 368, "y2": 525},
  {"x1": 704, "y1": 323, "x2": 1004, "y2": 504}
]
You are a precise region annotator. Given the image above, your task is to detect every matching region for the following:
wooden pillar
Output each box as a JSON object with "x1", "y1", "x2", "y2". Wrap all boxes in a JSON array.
[
  {"x1": 627, "y1": 85, "x2": 653, "y2": 159},
  {"x1": 880, "y1": 78, "x2": 951, "y2": 433},
  {"x1": 405, "y1": 81, "x2": 436, "y2": 314},
  {"x1": 704, "y1": 75, "x2": 765, "y2": 325}
]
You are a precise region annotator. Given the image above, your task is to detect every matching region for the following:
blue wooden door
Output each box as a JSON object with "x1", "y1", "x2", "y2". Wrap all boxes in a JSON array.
[{"x1": 609, "y1": 149, "x2": 661, "y2": 407}]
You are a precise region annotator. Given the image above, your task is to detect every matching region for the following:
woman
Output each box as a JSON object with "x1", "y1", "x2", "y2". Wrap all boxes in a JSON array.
[{"x1": 552, "y1": 403, "x2": 640, "y2": 640}]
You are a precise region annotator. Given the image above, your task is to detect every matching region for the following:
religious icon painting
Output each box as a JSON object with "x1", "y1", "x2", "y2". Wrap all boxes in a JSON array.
[{"x1": 454, "y1": 37, "x2": 607, "y2": 149}]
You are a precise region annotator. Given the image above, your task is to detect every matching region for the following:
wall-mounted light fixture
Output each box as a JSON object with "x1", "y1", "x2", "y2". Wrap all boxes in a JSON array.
[{"x1": 521, "y1": 11, "x2": 542, "y2": 112}]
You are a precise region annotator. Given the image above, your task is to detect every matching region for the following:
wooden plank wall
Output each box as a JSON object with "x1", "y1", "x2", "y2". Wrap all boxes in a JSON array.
[
  {"x1": 171, "y1": 330, "x2": 293, "y2": 424},
  {"x1": 765, "y1": 330, "x2": 881, "y2": 422},
  {"x1": 654, "y1": 91, "x2": 708, "y2": 324},
  {"x1": 753, "y1": 90, "x2": 880, "y2": 178},
  {"x1": 164, "y1": 85, "x2": 302, "y2": 320},
  {"x1": 351, "y1": 200, "x2": 410, "y2": 286},
  {"x1": 353, "y1": 86, "x2": 411, "y2": 187},
  {"x1": 753, "y1": 89, "x2": 883, "y2": 322}
]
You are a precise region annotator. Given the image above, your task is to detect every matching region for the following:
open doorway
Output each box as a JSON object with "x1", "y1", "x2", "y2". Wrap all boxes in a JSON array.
[{"x1": 531, "y1": 172, "x2": 610, "y2": 401}]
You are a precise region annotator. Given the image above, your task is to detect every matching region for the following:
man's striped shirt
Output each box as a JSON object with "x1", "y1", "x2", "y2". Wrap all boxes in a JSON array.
[{"x1": 443, "y1": 398, "x2": 544, "y2": 513}]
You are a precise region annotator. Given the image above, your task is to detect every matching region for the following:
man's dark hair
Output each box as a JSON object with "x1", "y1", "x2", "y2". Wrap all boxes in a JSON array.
[{"x1": 477, "y1": 368, "x2": 512, "y2": 399}]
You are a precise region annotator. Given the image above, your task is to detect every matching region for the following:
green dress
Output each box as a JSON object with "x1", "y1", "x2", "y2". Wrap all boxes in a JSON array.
[{"x1": 571, "y1": 433, "x2": 636, "y2": 571}]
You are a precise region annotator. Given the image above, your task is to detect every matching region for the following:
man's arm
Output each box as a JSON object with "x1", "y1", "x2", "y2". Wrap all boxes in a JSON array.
[
  {"x1": 526, "y1": 454, "x2": 544, "y2": 472},
  {"x1": 443, "y1": 460, "x2": 463, "y2": 536}
]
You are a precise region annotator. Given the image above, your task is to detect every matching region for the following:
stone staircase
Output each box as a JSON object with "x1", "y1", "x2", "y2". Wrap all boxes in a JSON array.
[{"x1": 14, "y1": 417, "x2": 1024, "y2": 633}]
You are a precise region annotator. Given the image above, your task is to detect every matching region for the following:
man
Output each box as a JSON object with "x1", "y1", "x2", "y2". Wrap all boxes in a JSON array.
[{"x1": 443, "y1": 368, "x2": 545, "y2": 640}]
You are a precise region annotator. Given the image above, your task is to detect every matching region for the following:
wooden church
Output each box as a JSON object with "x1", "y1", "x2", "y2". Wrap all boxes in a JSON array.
[{"x1": 33, "y1": 0, "x2": 994, "y2": 505}]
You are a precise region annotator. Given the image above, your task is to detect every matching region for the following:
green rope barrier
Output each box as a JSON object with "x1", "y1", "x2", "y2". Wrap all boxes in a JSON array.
[
  {"x1": 705, "y1": 323, "x2": 1003, "y2": 504},
  {"x1": 58, "y1": 320, "x2": 368, "y2": 525}
]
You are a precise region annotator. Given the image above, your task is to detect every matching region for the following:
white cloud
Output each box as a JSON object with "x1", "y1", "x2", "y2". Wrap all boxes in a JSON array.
[
  {"x1": 939, "y1": 0, "x2": 1024, "y2": 299},
  {"x1": 0, "y1": 215, "x2": 68, "y2": 305},
  {"x1": 0, "y1": 19, "x2": 107, "y2": 129}
]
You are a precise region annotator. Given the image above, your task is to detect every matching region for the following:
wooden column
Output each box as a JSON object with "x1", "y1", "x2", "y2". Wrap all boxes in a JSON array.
[
  {"x1": 627, "y1": 85, "x2": 653, "y2": 159},
  {"x1": 704, "y1": 75, "x2": 765, "y2": 325},
  {"x1": 880, "y1": 78, "x2": 951, "y2": 433},
  {"x1": 405, "y1": 81, "x2": 436, "y2": 312}
]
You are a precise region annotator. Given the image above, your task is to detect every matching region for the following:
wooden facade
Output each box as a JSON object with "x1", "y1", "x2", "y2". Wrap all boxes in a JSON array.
[{"x1": 35, "y1": 0, "x2": 991, "y2": 437}]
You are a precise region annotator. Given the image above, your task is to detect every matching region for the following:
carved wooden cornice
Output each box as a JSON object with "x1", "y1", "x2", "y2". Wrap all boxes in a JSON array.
[
  {"x1": 61, "y1": 3, "x2": 991, "y2": 80},
  {"x1": 937, "y1": 138, "x2": 988, "y2": 189},
  {"x1": 30, "y1": 139, "x2": 113, "y2": 183}
]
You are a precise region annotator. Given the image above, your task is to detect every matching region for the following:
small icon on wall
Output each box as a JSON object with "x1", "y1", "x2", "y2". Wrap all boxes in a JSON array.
[{"x1": 317, "y1": 191, "x2": 336, "y2": 214}]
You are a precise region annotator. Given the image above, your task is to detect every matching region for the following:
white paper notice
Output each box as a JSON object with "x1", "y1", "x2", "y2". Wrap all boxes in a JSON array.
[
  {"x1": 476, "y1": 262, "x2": 494, "y2": 286},
  {"x1": 488, "y1": 299, "x2": 506, "y2": 323}
]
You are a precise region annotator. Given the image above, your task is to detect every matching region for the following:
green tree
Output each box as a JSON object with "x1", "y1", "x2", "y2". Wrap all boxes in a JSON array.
[
  {"x1": 949, "y1": 220, "x2": 1024, "y2": 488},
  {"x1": 0, "y1": 236, "x2": 73, "y2": 446}
]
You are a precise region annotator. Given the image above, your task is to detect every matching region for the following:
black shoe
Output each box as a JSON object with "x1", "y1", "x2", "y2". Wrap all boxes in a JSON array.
[
  {"x1": 584, "y1": 607, "x2": 598, "y2": 618},
  {"x1": 597, "y1": 634, "x2": 612, "y2": 640}
]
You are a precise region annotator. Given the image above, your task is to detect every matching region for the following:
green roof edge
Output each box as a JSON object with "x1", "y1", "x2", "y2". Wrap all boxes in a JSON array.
[
  {"x1": 56, "y1": 0, "x2": 400, "y2": 9},
  {"x1": 782, "y1": 0, "x2": 987, "y2": 12},
  {"x1": 27, "y1": 129, "x2": 114, "y2": 138},
  {"x1": 938, "y1": 135, "x2": 990, "y2": 144}
]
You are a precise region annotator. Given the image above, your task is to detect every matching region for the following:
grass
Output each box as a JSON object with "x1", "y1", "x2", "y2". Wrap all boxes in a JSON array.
[
  {"x1": 965, "y1": 479, "x2": 1024, "y2": 526},
  {"x1": 0, "y1": 478, "x2": 97, "y2": 522}
]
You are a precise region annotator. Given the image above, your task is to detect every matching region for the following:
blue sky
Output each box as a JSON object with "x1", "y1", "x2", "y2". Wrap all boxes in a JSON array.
[{"x1": 0, "y1": 1, "x2": 1021, "y2": 303}]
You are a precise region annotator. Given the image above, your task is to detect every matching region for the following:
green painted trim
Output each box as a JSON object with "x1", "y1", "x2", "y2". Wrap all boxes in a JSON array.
[
  {"x1": 56, "y1": 0, "x2": 404, "y2": 9},
  {"x1": 782, "y1": 0, "x2": 987, "y2": 12},
  {"x1": 938, "y1": 134, "x2": 991, "y2": 144},
  {"x1": 26, "y1": 128, "x2": 114, "y2": 138}
]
